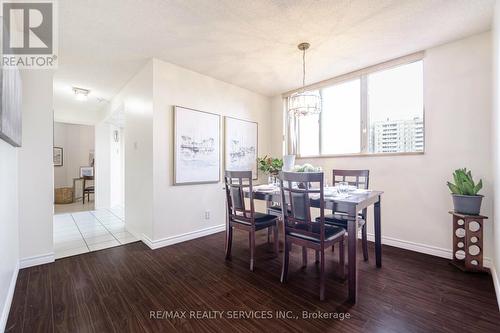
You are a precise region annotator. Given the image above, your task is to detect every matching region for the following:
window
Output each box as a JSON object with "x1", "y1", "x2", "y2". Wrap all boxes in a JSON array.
[
  {"x1": 368, "y1": 61, "x2": 424, "y2": 153},
  {"x1": 289, "y1": 58, "x2": 424, "y2": 157}
]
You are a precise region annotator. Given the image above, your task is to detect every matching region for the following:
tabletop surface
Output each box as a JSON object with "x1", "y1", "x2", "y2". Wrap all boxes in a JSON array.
[{"x1": 248, "y1": 185, "x2": 383, "y2": 204}]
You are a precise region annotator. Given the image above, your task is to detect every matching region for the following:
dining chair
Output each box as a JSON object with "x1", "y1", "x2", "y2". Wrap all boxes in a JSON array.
[
  {"x1": 279, "y1": 171, "x2": 346, "y2": 301},
  {"x1": 224, "y1": 171, "x2": 279, "y2": 271},
  {"x1": 324, "y1": 169, "x2": 370, "y2": 261},
  {"x1": 82, "y1": 176, "x2": 94, "y2": 204}
]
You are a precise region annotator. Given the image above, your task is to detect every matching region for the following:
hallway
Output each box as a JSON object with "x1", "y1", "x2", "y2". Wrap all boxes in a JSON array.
[{"x1": 54, "y1": 206, "x2": 137, "y2": 259}]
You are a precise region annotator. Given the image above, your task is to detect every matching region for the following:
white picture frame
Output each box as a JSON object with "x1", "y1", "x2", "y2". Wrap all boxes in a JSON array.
[
  {"x1": 225, "y1": 117, "x2": 258, "y2": 179},
  {"x1": 80, "y1": 166, "x2": 94, "y2": 177},
  {"x1": 53, "y1": 147, "x2": 63, "y2": 167},
  {"x1": 174, "y1": 106, "x2": 221, "y2": 185}
]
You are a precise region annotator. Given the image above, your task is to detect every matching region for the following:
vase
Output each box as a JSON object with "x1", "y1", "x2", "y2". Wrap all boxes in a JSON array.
[
  {"x1": 283, "y1": 155, "x2": 296, "y2": 171},
  {"x1": 268, "y1": 175, "x2": 278, "y2": 186},
  {"x1": 452, "y1": 194, "x2": 483, "y2": 215}
]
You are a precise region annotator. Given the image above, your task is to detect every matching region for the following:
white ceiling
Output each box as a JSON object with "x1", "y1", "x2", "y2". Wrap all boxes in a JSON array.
[{"x1": 55, "y1": 0, "x2": 495, "y2": 123}]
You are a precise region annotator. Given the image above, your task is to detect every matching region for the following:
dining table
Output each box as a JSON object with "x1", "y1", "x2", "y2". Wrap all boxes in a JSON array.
[{"x1": 246, "y1": 184, "x2": 383, "y2": 304}]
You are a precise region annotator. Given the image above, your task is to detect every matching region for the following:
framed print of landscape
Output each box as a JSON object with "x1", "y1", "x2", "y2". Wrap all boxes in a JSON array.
[
  {"x1": 174, "y1": 106, "x2": 220, "y2": 185},
  {"x1": 225, "y1": 117, "x2": 258, "y2": 179}
]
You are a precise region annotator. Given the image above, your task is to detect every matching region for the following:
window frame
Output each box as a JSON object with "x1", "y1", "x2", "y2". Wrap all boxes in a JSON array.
[{"x1": 286, "y1": 52, "x2": 425, "y2": 158}]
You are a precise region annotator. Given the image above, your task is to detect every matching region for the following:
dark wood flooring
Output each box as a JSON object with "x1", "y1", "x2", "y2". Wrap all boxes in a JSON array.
[{"x1": 5, "y1": 229, "x2": 500, "y2": 333}]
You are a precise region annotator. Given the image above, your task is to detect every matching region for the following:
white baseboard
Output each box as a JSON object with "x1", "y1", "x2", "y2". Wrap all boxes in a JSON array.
[
  {"x1": 490, "y1": 263, "x2": 500, "y2": 312},
  {"x1": 0, "y1": 261, "x2": 19, "y2": 333},
  {"x1": 365, "y1": 232, "x2": 492, "y2": 265},
  {"x1": 19, "y1": 252, "x2": 55, "y2": 269},
  {"x1": 142, "y1": 224, "x2": 225, "y2": 250}
]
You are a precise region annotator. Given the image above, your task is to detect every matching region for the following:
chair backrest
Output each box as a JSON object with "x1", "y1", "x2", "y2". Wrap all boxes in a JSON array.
[
  {"x1": 224, "y1": 171, "x2": 256, "y2": 225},
  {"x1": 83, "y1": 176, "x2": 94, "y2": 190},
  {"x1": 279, "y1": 172, "x2": 326, "y2": 243},
  {"x1": 332, "y1": 169, "x2": 369, "y2": 190}
]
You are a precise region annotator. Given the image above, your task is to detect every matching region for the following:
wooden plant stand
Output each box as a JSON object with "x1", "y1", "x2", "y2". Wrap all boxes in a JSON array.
[{"x1": 449, "y1": 211, "x2": 488, "y2": 273}]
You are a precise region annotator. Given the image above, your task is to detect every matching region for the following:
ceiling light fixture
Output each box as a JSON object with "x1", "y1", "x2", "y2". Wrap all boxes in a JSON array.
[
  {"x1": 73, "y1": 87, "x2": 90, "y2": 101},
  {"x1": 288, "y1": 42, "x2": 321, "y2": 117}
]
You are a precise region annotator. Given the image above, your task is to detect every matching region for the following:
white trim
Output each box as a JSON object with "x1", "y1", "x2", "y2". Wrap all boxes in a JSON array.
[
  {"x1": 142, "y1": 224, "x2": 226, "y2": 250},
  {"x1": 489, "y1": 262, "x2": 500, "y2": 312},
  {"x1": 19, "y1": 252, "x2": 55, "y2": 269},
  {"x1": 365, "y1": 233, "x2": 493, "y2": 264},
  {"x1": 0, "y1": 261, "x2": 19, "y2": 333}
]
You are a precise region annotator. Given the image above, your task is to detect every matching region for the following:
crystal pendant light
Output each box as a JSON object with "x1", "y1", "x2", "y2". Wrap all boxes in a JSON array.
[{"x1": 288, "y1": 42, "x2": 321, "y2": 117}]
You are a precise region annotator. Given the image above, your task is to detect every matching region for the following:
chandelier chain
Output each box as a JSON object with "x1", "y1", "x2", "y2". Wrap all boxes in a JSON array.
[{"x1": 302, "y1": 47, "x2": 306, "y2": 88}]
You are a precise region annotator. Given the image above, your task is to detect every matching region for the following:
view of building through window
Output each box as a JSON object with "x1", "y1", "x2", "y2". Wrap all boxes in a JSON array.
[
  {"x1": 292, "y1": 59, "x2": 424, "y2": 156},
  {"x1": 367, "y1": 61, "x2": 424, "y2": 153}
]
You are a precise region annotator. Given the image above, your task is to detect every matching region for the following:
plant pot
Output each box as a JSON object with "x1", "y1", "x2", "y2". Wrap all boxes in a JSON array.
[{"x1": 452, "y1": 194, "x2": 483, "y2": 215}]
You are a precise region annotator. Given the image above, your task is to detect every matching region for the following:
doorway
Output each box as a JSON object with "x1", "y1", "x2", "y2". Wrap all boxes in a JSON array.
[{"x1": 53, "y1": 117, "x2": 135, "y2": 259}]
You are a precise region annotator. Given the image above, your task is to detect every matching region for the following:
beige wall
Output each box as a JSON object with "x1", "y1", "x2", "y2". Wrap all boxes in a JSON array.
[
  {"x1": 492, "y1": 2, "x2": 500, "y2": 309},
  {"x1": 53, "y1": 122, "x2": 95, "y2": 188},
  {"x1": 271, "y1": 32, "x2": 494, "y2": 262}
]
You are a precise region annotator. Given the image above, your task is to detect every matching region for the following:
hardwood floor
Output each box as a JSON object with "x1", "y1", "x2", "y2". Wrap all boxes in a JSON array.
[{"x1": 6, "y1": 229, "x2": 500, "y2": 333}]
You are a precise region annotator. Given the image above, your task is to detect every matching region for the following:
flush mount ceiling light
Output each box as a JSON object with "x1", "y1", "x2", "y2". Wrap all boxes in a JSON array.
[
  {"x1": 288, "y1": 42, "x2": 322, "y2": 117},
  {"x1": 73, "y1": 87, "x2": 90, "y2": 101}
]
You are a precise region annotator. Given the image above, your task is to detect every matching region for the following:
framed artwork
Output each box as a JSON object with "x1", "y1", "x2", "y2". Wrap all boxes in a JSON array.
[
  {"x1": 174, "y1": 106, "x2": 220, "y2": 185},
  {"x1": 80, "y1": 166, "x2": 94, "y2": 177},
  {"x1": 0, "y1": 67, "x2": 22, "y2": 147},
  {"x1": 53, "y1": 147, "x2": 63, "y2": 167},
  {"x1": 89, "y1": 150, "x2": 95, "y2": 166},
  {"x1": 225, "y1": 117, "x2": 258, "y2": 179}
]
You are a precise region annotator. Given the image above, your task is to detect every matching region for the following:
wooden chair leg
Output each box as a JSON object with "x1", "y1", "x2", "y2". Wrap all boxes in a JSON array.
[
  {"x1": 281, "y1": 241, "x2": 290, "y2": 283},
  {"x1": 83, "y1": 191, "x2": 85, "y2": 204},
  {"x1": 267, "y1": 227, "x2": 271, "y2": 244},
  {"x1": 225, "y1": 226, "x2": 233, "y2": 260},
  {"x1": 249, "y1": 231, "x2": 255, "y2": 271},
  {"x1": 320, "y1": 249, "x2": 326, "y2": 301},
  {"x1": 273, "y1": 225, "x2": 279, "y2": 257},
  {"x1": 339, "y1": 237, "x2": 345, "y2": 279},
  {"x1": 302, "y1": 246, "x2": 308, "y2": 267},
  {"x1": 362, "y1": 224, "x2": 369, "y2": 262}
]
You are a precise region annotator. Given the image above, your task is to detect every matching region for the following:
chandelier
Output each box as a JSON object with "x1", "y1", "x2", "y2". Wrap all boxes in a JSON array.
[{"x1": 288, "y1": 42, "x2": 321, "y2": 117}]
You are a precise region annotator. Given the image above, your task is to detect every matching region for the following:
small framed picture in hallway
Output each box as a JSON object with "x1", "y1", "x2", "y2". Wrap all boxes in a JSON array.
[
  {"x1": 53, "y1": 147, "x2": 63, "y2": 167},
  {"x1": 80, "y1": 166, "x2": 94, "y2": 177}
]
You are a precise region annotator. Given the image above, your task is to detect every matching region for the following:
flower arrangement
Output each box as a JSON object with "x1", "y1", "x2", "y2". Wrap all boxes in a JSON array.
[{"x1": 257, "y1": 155, "x2": 283, "y2": 176}]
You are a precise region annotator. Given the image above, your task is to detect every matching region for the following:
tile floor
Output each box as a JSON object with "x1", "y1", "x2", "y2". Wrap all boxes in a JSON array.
[{"x1": 54, "y1": 206, "x2": 138, "y2": 259}]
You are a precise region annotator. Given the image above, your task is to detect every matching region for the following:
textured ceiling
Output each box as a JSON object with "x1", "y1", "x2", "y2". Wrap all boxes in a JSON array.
[{"x1": 55, "y1": 0, "x2": 494, "y2": 122}]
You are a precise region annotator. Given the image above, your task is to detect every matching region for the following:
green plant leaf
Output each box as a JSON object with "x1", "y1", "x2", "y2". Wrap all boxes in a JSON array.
[
  {"x1": 473, "y1": 179, "x2": 483, "y2": 195},
  {"x1": 447, "y1": 182, "x2": 461, "y2": 194},
  {"x1": 463, "y1": 182, "x2": 474, "y2": 195}
]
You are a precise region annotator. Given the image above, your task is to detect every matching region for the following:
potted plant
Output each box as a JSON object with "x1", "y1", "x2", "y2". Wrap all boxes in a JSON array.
[
  {"x1": 447, "y1": 168, "x2": 483, "y2": 215},
  {"x1": 257, "y1": 155, "x2": 283, "y2": 184}
]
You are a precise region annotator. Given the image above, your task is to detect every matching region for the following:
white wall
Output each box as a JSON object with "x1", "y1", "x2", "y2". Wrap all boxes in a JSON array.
[
  {"x1": 106, "y1": 61, "x2": 154, "y2": 239},
  {"x1": 151, "y1": 59, "x2": 271, "y2": 244},
  {"x1": 18, "y1": 70, "x2": 54, "y2": 264},
  {"x1": 109, "y1": 127, "x2": 125, "y2": 207},
  {"x1": 95, "y1": 123, "x2": 124, "y2": 209},
  {"x1": 271, "y1": 32, "x2": 494, "y2": 261},
  {"x1": 95, "y1": 123, "x2": 112, "y2": 209},
  {"x1": 0, "y1": 140, "x2": 19, "y2": 331},
  {"x1": 53, "y1": 122, "x2": 95, "y2": 188},
  {"x1": 492, "y1": 1, "x2": 500, "y2": 310}
]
